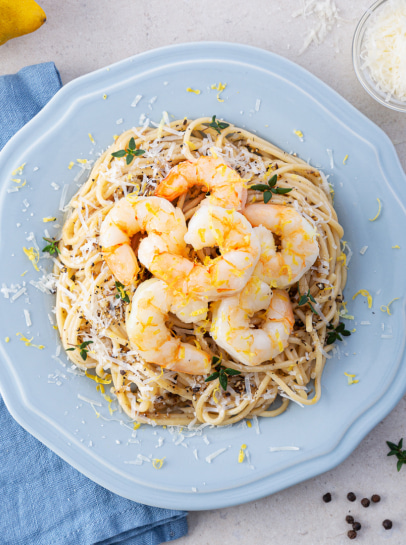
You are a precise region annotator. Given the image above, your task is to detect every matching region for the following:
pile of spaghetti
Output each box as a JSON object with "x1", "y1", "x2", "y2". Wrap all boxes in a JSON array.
[{"x1": 55, "y1": 116, "x2": 346, "y2": 427}]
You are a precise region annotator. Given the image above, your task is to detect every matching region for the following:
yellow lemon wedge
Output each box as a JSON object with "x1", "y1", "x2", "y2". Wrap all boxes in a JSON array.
[{"x1": 0, "y1": 0, "x2": 46, "y2": 46}]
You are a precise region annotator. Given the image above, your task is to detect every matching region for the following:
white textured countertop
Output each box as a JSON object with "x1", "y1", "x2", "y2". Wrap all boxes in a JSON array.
[{"x1": 1, "y1": 1, "x2": 405, "y2": 543}]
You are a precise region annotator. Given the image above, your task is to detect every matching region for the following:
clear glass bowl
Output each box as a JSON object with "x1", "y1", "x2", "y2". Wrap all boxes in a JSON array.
[{"x1": 352, "y1": 0, "x2": 406, "y2": 112}]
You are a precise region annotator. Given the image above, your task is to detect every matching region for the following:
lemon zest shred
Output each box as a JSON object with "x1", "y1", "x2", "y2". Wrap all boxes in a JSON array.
[
  {"x1": 190, "y1": 308, "x2": 207, "y2": 317},
  {"x1": 133, "y1": 422, "x2": 141, "y2": 430},
  {"x1": 338, "y1": 301, "x2": 355, "y2": 320},
  {"x1": 212, "y1": 386, "x2": 220, "y2": 404},
  {"x1": 88, "y1": 133, "x2": 95, "y2": 144},
  {"x1": 42, "y1": 217, "x2": 56, "y2": 222},
  {"x1": 380, "y1": 298, "x2": 400, "y2": 316},
  {"x1": 20, "y1": 270, "x2": 28, "y2": 277},
  {"x1": 186, "y1": 87, "x2": 201, "y2": 95},
  {"x1": 246, "y1": 420, "x2": 252, "y2": 428},
  {"x1": 369, "y1": 198, "x2": 382, "y2": 221},
  {"x1": 68, "y1": 161, "x2": 74, "y2": 170},
  {"x1": 152, "y1": 457, "x2": 166, "y2": 470},
  {"x1": 238, "y1": 444, "x2": 247, "y2": 463},
  {"x1": 16, "y1": 332, "x2": 44, "y2": 349},
  {"x1": 352, "y1": 289, "x2": 373, "y2": 309},
  {"x1": 5, "y1": 337, "x2": 10, "y2": 343},
  {"x1": 211, "y1": 82, "x2": 227, "y2": 102},
  {"x1": 108, "y1": 404, "x2": 116, "y2": 415},
  {"x1": 209, "y1": 146, "x2": 218, "y2": 159},
  {"x1": 293, "y1": 130, "x2": 303, "y2": 138},
  {"x1": 344, "y1": 372, "x2": 359, "y2": 385},
  {"x1": 85, "y1": 372, "x2": 111, "y2": 384},
  {"x1": 392, "y1": 245, "x2": 400, "y2": 249},
  {"x1": 77, "y1": 159, "x2": 87, "y2": 164},
  {"x1": 23, "y1": 247, "x2": 39, "y2": 271},
  {"x1": 343, "y1": 154, "x2": 349, "y2": 164},
  {"x1": 337, "y1": 252, "x2": 347, "y2": 266},
  {"x1": 185, "y1": 140, "x2": 198, "y2": 151},
  {"x1": 103, "y1": 94, "x2": 107, "y2": 100},
  {"x1": 12, "y1": 163, "x2": 26, "y2": 176},
  {"x1": 96, "y1": 384, "x2": 105, "y2": 394}
]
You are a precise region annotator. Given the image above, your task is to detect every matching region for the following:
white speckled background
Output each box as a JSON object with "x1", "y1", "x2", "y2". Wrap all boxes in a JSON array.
[{"x1": 1, "y1": 1, "x2": 405, "y2": 543}]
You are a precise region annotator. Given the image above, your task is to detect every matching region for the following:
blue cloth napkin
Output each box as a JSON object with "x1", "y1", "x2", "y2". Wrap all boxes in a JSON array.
[{"x1": 0, "y1": 62, "x2": 188, "y2": 545}]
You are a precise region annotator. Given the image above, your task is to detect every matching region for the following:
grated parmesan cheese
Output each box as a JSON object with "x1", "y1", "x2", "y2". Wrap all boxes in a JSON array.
[
  {"x1": 205, "y1": 447, "x2": 227, "y2": 463},
  {"x1": 361, "y1": 0, "x2": 406, "y2": 102},
  {"x1": 293, "y1": 0, "x2": 342, "y2": 55}
]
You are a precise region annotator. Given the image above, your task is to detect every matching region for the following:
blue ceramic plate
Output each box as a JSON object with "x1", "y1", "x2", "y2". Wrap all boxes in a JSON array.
[{"x1": 1, "y1": 43, "x2": 406, "y2": 510}]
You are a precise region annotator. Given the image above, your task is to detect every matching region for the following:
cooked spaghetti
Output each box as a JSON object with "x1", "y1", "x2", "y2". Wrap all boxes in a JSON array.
[{"x1": 55, "y1": 117, "x2": 346, "y2": 427}]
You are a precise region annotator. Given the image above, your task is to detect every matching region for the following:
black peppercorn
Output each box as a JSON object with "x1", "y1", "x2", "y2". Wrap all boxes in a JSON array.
[
  {"x1": 322, "y1": 493, "x2": 332, "y2": 503},
  {"x1": 371, "y1": 494, "x2": 381, "y2": 503},
  {"x1": 346, "y1": 515, "x2": 354, "y2": 524},
  {"x1": 361, "y1": 498, "x2": 370, "y2": 507},
  {"x1": 347, "y1": 530, "x2": 357, "y2": 539},
  {"x1": 382, "y1": 520, "x2": 392, "y2": 530},
  {"x1": 120, "y1": 370, "x2": 126, "y2": 375},
  {"x1": 352, "y1": 522, "x2": 361, "y2": 531},
  {"x1": 347, "y1": 492, "x2": 356, "y2": 502}
]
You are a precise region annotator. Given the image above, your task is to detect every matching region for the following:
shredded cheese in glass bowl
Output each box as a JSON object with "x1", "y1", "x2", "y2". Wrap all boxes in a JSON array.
[{"x1": 353, "y1": 0, "x2": 406, "y2": 112}]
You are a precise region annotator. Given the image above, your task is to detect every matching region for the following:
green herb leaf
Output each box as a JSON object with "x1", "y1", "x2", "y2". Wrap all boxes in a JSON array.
[
  {"x1": 268, "y1": 174, "x2": 277, "y2": 188},
  {"x1": 205, "y1": 371, "x2": 219, "y2": 382},
  {"x1": 326, "y1": 322, "x2": 351, "y2": 345},
  {"x1": 112, "y1": 142, "x2": 146, "y2": 164},
  {"x1": 204, "y1": 115, "x2": 230, "y2": 135},
  {"x1": 224, "y1": 368, "x2": 241, "y2": 376},
  {"x1": 219, "y1": 370, "x2": 228, "y2": 391},
  {"x1": 66, "y1": 341, "x2": 93, "y2": 361},
  {"x1": 115, "y1": 281, "x2": 130, "y2": 303},
  {"x1": 42, "y1": 237, "x2": 61, "y2": 255},
  {"x1": 250, "y1": 174, "x2": 292, "y2": 203},
  {"x1": 273, "y1": 187, "x2": 293, "y2": 195},
  {"x1": 111, "y1": 150, "x2": 126, "y2": 158},
  {"x1": 250, "y1": 184, "x2": 271, "y2": 192},
  {"x1": 205, "y1": 359, "x2": 240, "y2": 389},
  {"x1": 297, "y1": 284, "x2": 319, "y2": 315}
]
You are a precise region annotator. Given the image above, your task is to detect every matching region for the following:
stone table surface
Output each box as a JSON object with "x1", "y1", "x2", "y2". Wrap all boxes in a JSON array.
[{"x1": 1, "y1": 1, "x2": 405, "y2": 543}]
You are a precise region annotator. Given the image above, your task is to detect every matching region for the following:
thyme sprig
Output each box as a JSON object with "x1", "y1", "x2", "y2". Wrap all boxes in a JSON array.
[
  {"x1": 66, "y1": 340, "x2": 93, "y2": 361},
  {"x1": 326, "y1": 322, "x2": 351, "y2": 345},
  {"x1": 297, "y1": 284, "x2": 319, "y2": 315},
  {"x1": 115, "y1": 281, "x2": 130, "y2": 303},
  {"x1": 251, "y1": 174, "x2": 293, "y2": 204},
  {"x1": 42, "y1": 237, "x2": 60, "y2": 255},
  {"x1": 387, "y1": 438, "x2": 406, "y2": 472},
  {"x1": 204, "y1": 115, "x2": 230, "y2": 135},
  {"x1": 111, "y1": 137, "x2": 145, "y2": 165},
  {"x1": 205, "y1": 356, "x2": 241, "y2": 391}
]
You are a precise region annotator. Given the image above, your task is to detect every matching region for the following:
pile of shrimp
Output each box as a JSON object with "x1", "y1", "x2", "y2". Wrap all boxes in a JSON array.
[{"x1": 56, "y1": 117, "x2": 346, "y2": 427}]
